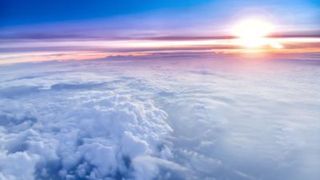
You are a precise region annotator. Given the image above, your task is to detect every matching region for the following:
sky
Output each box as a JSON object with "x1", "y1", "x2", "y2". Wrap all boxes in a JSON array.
[{"x1": 0, "y1": 0, "x2": 320, "y2": 63}]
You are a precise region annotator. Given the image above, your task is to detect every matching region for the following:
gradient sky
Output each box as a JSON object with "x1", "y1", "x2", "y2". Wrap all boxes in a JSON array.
[{"x1": 0, "y1": 0, "x2": 319, "y2": 63}]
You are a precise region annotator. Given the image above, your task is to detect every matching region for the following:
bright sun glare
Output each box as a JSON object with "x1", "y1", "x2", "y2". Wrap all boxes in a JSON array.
[{"x1": 232, "y1": 18, "x2": 283, "y2": 49}]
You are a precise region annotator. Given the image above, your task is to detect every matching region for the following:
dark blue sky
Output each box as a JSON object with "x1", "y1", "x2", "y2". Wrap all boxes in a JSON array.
[
  {"x1": 0, "y1": 0, "x2": 212, "y2": 26},
  {"x1": 0, "y1": 0, "x2": 319, "y2": 37},
  {"x1": 1, "y1": 0, "x2": 319, "y2": 27}
]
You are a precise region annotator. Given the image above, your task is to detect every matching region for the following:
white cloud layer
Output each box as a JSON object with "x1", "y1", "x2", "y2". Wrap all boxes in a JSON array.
[{"x1": 0, "y1": 58, "x2": 320, "y2": 179}]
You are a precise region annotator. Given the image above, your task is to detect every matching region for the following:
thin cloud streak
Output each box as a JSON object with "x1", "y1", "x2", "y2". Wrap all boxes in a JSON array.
[{"x1": 1, "y1": 33, "x2": 320, "y2": 64}]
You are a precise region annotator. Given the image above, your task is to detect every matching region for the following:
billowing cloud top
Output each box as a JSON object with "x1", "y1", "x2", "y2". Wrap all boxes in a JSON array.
[{"x1": 1, "y1": 58, "x2": 320, "y2": 179}]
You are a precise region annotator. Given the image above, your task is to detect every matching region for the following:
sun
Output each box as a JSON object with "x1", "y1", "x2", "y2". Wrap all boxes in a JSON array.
[{"x1": 232, "y1": 18, "x2": 283, "y2": 49}]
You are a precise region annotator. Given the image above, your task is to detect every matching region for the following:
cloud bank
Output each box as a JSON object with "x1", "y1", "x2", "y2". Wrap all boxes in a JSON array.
[{"x1": 0, "y1": 58, "x2": 320, "y2": 179}]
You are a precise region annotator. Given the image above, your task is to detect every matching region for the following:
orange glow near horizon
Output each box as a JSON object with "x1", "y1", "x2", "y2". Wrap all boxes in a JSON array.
[{"x1": 1, "y1": 35, "x2": 320, "y2": 64}]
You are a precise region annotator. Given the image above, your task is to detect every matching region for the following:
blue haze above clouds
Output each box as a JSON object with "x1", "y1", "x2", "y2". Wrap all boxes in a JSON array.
[
  {"x1": 0, "y1": 57, "x2": 319, "y2": 179},
  {"x1": 1, "y1": 0, "x2": 319, "y2": 38}
]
